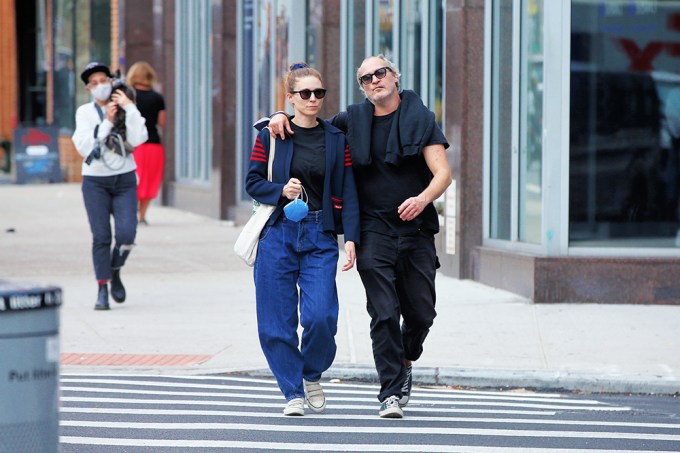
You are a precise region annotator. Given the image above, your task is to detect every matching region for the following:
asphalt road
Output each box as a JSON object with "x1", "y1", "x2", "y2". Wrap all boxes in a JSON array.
[{"x1": 59, "y1": 373, "x2": 680, "y2": 452}]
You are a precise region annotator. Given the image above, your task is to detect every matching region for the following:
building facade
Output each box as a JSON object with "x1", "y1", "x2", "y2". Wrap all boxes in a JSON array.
[{"x1": 3, "y1": 0, "x2": 680, "y2": 304}]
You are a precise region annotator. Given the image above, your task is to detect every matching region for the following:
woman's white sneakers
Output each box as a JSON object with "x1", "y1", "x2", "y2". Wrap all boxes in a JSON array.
[
  {"x1": 283, "y1": 397, "x2": 305, "y2": 416},
  {"x1": 283, "y1": 381, "x2": 326, "y2": 416},
  {"x1": 303, "y1": 380, "x2": 327, "y2": 413}
]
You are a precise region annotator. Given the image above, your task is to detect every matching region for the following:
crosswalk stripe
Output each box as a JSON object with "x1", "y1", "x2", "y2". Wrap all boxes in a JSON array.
[
  {"x1": 59, "y1": 421, "x2": 680, "y2": 441},
  {"x1": 60, "y1": 396, "x2": 556, "y2": 414},
  {"x1": 61, "y1": 387, "x2": 630, "y2": 411},
  {"x1": 60, "y1": 374, "x2": 568, "y2": 399},
  {"x1": 59, "y1": 407, "x2": 680, "y2": 429},
  {"x1": 57, "y1": 437, "x2": 666, "y2": 453},
  {"x1": 59, "y1": 380, "x2": 605, "y2": 405},
  {"x1": 59, "y1": 394, "x2": 626, "y2": 411},
  {"x1": 59, "y1": 374, "x2": 676, "y2": 452}
]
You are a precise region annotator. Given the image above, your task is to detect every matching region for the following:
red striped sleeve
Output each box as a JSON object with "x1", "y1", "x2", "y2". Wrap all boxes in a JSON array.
[
  {"x1": 250, "y1": 137, "x2": 267, "y2": 162},
  {"x1": 343, "y1": 145, "x2": 352, "y2": 167}
]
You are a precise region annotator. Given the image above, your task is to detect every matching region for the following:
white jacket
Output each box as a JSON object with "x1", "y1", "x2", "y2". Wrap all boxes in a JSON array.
[{"x1": 72, "y1": 102, "x2": 148, "y2": 176}]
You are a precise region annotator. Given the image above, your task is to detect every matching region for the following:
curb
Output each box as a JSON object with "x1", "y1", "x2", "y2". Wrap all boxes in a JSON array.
[{"x1": 237, "y1": 364, "x2": 680, "y2": 396}]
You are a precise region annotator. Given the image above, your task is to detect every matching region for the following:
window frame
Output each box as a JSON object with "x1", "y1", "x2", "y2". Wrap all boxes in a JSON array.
[
  {"x1": 340, "y1": 0, "x2": 443, "y2": 121},
  {"x1": 484, "y1": 0, "x2": 546, "y2": 255}
]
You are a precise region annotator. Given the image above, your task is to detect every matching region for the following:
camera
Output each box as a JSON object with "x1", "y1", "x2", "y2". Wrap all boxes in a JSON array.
[{"x1": 104, "y1": 70, "x2": 136, "y2": 156}]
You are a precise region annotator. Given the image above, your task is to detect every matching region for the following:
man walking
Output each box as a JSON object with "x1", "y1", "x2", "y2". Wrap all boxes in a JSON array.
[{"x1": 268, "y1": 55, "x2": 451, "y2": 418}]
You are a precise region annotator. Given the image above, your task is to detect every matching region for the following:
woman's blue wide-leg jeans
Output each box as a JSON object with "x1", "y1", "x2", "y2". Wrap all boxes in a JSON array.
[{"x1": 253, "y1": 211, "x2": 339, "y2": 401}]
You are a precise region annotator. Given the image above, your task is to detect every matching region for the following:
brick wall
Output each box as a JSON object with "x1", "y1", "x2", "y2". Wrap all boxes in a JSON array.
[
  {"x1": 0, "y1": 1, "x2": 18, "y2": 142},
  {"x1": 59, "y1": 135, "x2": 82, "y2": 183}
]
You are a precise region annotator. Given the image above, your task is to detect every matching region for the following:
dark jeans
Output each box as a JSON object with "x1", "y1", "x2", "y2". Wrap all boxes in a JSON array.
[
  {"x1": 82, "y1": 171, "x2": 138, "y2": 281},
  {"x1": 356, "y1": 230, "x2": 438, "y2": 402}
]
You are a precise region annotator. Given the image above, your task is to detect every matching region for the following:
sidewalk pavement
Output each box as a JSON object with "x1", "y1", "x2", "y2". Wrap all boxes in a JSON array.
[{"x1": 1, "y1": 183, "x2": 679, "y2": 395}]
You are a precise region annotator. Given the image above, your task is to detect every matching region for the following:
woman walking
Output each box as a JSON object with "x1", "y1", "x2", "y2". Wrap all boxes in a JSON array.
[
  {"x1": 245, "y1": 62, "x2": 360, "y2": 416},
  {"x1": 72, "y1": 62, "x2": 148, "y2": 310},
  {"x1": 126, "y1": 61, "x2": 166, "y2": 225}
]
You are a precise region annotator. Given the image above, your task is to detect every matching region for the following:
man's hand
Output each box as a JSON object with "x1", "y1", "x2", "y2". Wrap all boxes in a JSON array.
[
  {"x1": 397, "y1": 144, "x2": 451, "y2": 221},
  {"x1": 398, "y1": 194, "x2": 428, "y2": 221},
  {"x1": 105, "y1": 102, "x2": 117, "y2": 122},
  {"x1": 269, "y1": 113, "x2": 294, "y2": 140},
  {"x1": 111, "y1": 89, "x2": 132, "y2": 107},
  {"x1": 282, "y1": 178, "x2": 302, "y2": 200},
  {"x1": 342, "y1": 241, "x2": 356, "y2": 271}
]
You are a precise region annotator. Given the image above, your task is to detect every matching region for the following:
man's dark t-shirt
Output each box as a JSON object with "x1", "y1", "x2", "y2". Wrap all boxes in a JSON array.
[
  {"x1": 134, "y1": 88, "x2": 165, "y2": 144},
  {"x1": 289, "y1": 122, "x2": 326, "y2": 211},
  {"x1": 352, "y1": 111, "x2": 448, "y2": 236}
]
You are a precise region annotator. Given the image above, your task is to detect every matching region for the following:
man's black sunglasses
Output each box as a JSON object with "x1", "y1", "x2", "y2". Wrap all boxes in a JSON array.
[
  {"x1": 290, "y1": 88, "x2": 327, "y2": 100},
  {"x1": 358, "y1": 67, "x2": 392, "y2": 85}
]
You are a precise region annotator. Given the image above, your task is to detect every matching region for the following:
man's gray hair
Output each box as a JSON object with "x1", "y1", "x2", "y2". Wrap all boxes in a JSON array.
[{"x1": 357, "y1": 54, "x2": 401, "y2": 97}]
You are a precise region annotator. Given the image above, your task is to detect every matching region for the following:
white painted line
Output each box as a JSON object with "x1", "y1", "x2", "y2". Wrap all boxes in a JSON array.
[
  {"x1": 59, "y1": 380, "x2": 612, "y2": 406},
  {"x1": 60, "y1": 374, "x2": 565, "y2": 399},
  {"x1": 58, "y1": 392, "x2": 630, "y2": 411},
  {"x1": 60, "y1": 397, "x2": 555, "y2": 415},
  {"x1": 58, "y1": 437, "x2": 664, "y2": 452},
  {"x1": 59, "y1": 407, "x2": 680, "y2": 430},
  {"x1": 59, "y1": 421, "x2": 680, "y2": 442}
]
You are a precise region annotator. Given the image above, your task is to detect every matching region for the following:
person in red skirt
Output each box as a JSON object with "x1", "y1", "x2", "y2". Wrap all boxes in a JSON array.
[{"x1": 126, "y1": 62, "x2": 166, "y2": 225}]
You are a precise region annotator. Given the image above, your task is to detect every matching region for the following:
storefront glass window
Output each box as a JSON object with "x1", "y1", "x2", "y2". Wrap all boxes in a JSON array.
[
  {"x1": 175, "y1": 1, "x2": 212, "y2": 183},
  {"x1": 307, "y1": 1, "x2": 323, "y2": 69},
  {"x1": 400, "y1": 0, "x2": 423, "y2": 102},
  {"x1": 428, "y1": 3, "x2": 444, "y2": 123},
  {"x1": 54, "y1": 0, "x2": 76, "y2": 132},
  {"x1": 239, "y1": 0, "x2": 256, "y2": 201},
  {"x1": 346, "y1": 1, "x2": 443, "y2": 120},
  {"x1": 347, "y1": 0, "x2": 367, "y2": 105},
  {"x1": 73, "y1": 0, "x2": 110, "y2": 109},
  {"x1": 16, "y1": 0, "x2": 49, "y2": 126},
  {"x1": 256, "y1": 0, "x2": 274, "y2": 120},
  {"x1": 52, "y1": 0, "x2": 111, "y2": 132},
  {"x1": 274, "y1": 0, "x2": 292, "y2": 112},
  {"x1": 570, "y1": 0, "x2": 680, "y2": 247},
  {"x1": 519, "y1": 0, "x2": 543, "y2": 243},
  {"x1": 374, "y1": 0, "x2": 395, "y2": 59},
  {"x1": 489, "y1": 0, "x2": 513, "y2": 240}
]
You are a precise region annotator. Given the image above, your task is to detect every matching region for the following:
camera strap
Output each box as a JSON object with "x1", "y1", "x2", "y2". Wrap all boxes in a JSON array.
[
  {"x1": 93, "y1": 102, "x2": 104, "y2": 121},
  {"x1": 93, "y1": 102, "x2": 104, "y2": 138}
]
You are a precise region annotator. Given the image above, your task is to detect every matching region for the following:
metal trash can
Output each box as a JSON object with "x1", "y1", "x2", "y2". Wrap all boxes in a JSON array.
[{"x1": 0, "y1": 281, "x2": 62, "y2": 453}]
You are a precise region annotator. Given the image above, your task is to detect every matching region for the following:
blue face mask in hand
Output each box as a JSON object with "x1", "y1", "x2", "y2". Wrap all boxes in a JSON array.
[{"x1": 283, "y1": 185, "x2": 309, "y2": 222}]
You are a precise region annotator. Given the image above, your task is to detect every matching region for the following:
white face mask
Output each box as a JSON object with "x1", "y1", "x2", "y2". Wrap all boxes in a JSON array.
[{"x1": 91, "y1": 83, "x2": 112, "y2": 102}]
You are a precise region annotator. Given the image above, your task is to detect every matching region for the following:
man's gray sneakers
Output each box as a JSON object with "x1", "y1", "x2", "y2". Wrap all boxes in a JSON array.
[
  {"x1": 379, "y1": 395, "x2": 404, "y2": 418},
  {"x1": 303, "y1": 380, "x2": 327, "y2": 413}
]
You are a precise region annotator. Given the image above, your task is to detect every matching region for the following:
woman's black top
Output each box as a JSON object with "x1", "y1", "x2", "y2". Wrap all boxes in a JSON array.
[{"x1": 290, "y1": 122, "x2": 326, "y2": 211}]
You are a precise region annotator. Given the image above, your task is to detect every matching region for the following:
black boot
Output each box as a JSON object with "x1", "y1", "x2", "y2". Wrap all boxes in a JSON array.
[
  {"x1": 94, "y1": 283, "x2": 110, "y2": 310},
  {"x1": 110, "y1": 269, "x2": 126, "y2": 303}
]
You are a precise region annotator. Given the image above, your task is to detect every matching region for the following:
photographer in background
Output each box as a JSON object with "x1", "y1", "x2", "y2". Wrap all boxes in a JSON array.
[{"x1": 72, "y1": 62, "x2": 148, "y2": 310}]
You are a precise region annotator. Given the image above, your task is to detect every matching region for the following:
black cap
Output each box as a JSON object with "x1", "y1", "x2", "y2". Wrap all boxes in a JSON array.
[{"x1": 80, "y1": 62, "x2": 112, "y2": 84}]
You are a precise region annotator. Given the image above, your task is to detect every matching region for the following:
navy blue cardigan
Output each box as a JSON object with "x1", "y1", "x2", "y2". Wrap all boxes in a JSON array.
[{"x1": 245, "y1": 120, "x2": 360, "y2": 244}]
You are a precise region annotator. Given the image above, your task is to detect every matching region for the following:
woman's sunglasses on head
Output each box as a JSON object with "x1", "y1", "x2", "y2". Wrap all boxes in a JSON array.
[
  {"x1": 290, "y1": 88, "x2": 327, "y2": 100},
  {"x1": 358, "y1": 67, "x2": 392, "y2": 85}
]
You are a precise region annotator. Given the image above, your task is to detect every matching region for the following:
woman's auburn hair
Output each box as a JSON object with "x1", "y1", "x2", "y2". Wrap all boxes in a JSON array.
[{"x1": 285, "y1": 61, "x2": 323, "y2": 92}]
